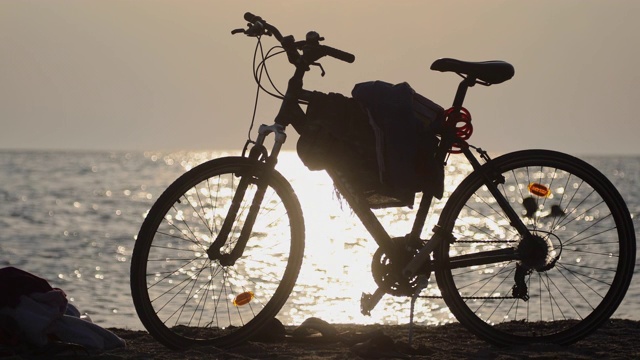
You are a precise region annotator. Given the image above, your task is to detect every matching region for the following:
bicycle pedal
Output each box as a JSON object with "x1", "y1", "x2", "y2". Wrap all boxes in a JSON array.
[{"x1": 360, "y1": 287, "x2": 385, "y2": 316}]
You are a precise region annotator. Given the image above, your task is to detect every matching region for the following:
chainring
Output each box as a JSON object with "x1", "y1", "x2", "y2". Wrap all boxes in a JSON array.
[{"x1": 371, "y1": 237, "x2": 429, "y2": 297}]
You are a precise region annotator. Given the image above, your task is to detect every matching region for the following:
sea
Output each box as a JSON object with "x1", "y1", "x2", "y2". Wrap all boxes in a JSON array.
[{"x1": 1, "y1": 150, "x2": 638, "y2": 330}]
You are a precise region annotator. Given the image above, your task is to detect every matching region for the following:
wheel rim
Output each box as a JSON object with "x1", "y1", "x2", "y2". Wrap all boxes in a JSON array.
[
  {"x1": 132, "y1": 160, "x2": 303, "y2": 347},
  {"x1": 436, "y1": 151, "x2": 635, "y2": 344}
]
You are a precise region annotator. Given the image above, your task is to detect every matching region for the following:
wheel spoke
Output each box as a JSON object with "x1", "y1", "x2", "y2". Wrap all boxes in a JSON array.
[
  {"x1": 435, "y1": 150, "x2": 635, "y2": 346},
  {"x1": 131, "y1": 159, "x2": 304, "y2": 348}
]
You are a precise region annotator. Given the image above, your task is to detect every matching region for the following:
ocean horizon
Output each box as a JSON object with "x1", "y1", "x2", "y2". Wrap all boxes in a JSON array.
[{"x1": 1, "y1": 149, "x2": 638, "y2": 330}]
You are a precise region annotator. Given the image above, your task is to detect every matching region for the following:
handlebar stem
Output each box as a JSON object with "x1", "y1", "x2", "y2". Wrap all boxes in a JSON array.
[
  {"x1": 274, "y1": 66, "x2": 307, "y2": 129},
  {"x1": 280, "y1": 35, "x2": 304, "y2": 67}
]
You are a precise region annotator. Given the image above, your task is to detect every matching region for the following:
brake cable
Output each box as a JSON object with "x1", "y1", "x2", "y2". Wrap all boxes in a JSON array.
[
  {"x1": 246, "y1": 36, "x2": 286, "y2": 143},
  {"x1": 252, "y1": 40, "x2": 286, "y2": 99}
]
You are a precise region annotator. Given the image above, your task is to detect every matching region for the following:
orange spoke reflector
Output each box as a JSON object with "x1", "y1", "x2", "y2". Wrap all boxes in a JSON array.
[
  {"x1": 528, "y1": 183, "x2": 551, "y2": 198},
  {"x1": 233, "y1": 291, "x2": 254, "y2": 307}
]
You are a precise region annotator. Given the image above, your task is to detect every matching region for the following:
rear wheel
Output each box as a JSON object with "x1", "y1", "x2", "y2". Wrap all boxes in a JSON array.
[
  {"x1": 435, "y1": 150, "x2": 635, "y2": 346},
  {"x1": 131, "y1": 157, "x2": 304, "y2": 349}
]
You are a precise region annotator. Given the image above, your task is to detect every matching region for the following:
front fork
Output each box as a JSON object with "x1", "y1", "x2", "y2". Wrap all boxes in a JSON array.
[{"x1": 206, "y1": 124, "x2": 287, "y2": 265}]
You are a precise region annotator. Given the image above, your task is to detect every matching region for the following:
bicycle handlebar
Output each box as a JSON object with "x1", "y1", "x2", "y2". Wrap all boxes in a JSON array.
[
  {"x1": 237, "y1": 12, "x2": 355, "y2": 65},
  {"x1": 243, "y1": 12, "x2": 284, "y2": 41},
  {"x1": 321, "y1": 45, "x2": 355, "y2": 63},
  {"x1": 243, "y1": 12, "x2": 261, "y2": 24}
]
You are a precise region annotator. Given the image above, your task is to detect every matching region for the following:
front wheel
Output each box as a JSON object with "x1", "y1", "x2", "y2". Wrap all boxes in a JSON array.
[
  {"x1": 131, "y1": 157, "x2": 305, "y2": 349},
  {"x1": 435, "y1": 150, "x2": 635, "y2": 346}
]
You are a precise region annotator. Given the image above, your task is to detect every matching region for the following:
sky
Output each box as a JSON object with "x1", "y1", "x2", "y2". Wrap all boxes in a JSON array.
[{"x1": 1, "y1": 0, "x2": 639, "y2": 155}]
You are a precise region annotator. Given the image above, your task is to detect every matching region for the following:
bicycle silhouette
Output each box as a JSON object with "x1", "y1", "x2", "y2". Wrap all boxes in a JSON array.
[{"x1": 131, "y1": 12, "x2": 636, "y2": 349}]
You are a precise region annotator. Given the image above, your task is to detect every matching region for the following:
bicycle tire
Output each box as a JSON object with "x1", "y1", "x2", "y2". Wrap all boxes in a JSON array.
[
  {"x1": 130, "y1": 156, "x2": 305, "y2": 349},
  {"x1": 434, "y1": 149, "x2": 635, "y2": 346}
]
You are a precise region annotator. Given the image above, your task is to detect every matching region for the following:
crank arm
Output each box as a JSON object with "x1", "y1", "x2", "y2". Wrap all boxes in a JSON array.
[{"x1": 360, "y1": 287, "x2": 386, "y2": 316}]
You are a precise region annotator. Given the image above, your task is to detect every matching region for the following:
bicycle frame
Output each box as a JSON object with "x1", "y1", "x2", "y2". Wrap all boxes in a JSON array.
[
  {"x1": 220, "y1": 68, "x2": 531, "y2": 312},
  {"x1": 131, "y1": 14, "x2": 636, "y2": 349}
]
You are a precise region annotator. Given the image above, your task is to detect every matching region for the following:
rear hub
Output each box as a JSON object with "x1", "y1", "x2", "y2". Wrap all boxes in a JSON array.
[{"x1": 517, "y1": 233, "x2": 558, "y2": 271}]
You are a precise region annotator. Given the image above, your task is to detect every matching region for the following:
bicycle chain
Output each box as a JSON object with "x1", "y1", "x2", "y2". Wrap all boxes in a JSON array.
[
  {"x1": 454, "y1": 240, "x2": 518, "y2": 244},
  {"x1": 418, "y1": 295, "x2": 516, "y2": 300},
  {"x1": 419, "y1": 239, "x2": 519, "y2": 300}
]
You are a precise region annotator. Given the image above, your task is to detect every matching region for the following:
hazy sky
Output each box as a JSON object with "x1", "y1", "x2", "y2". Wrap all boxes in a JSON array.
[{"x1": 1, "y1": 1, "x2": 639, "y2": 155}]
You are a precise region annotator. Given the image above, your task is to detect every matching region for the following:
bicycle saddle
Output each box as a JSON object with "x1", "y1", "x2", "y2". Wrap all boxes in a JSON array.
[{"x1": 430, "y1": 58, "x2": 514, "y2": 85}]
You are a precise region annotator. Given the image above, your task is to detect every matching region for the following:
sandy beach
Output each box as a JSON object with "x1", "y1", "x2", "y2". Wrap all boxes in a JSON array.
[{"x1": 9, "y1": 318, "x2": 637, "y2": 359}]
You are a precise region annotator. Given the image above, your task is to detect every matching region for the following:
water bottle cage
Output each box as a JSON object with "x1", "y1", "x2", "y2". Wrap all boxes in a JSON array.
[{"x1": 444, "y1": 107, "x2": 473, "y2": 154}]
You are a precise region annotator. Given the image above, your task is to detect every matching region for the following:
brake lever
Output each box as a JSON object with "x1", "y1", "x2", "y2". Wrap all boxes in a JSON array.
[
  {"x1": 311, "y1": 62, "x2": 326, "y2": 77},
  {"x1": 233, "y1": 20, "x2": 266, "y2": 37},
  {"x1": 232, "y1": 24, "x2": 273, "y2": 37}
]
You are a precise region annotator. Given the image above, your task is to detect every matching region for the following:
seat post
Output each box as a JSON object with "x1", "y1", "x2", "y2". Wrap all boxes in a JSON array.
[{"x1": 452, "y1": 76, "x2": 476, "y2": 109}]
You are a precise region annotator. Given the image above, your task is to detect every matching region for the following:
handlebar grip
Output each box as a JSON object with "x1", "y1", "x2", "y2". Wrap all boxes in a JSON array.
[
  {"x1": 321, "y1": 45, "x2": 355, "y2": 63},
  {"x1": 244, "y1": 12, "x2": 261, "y2": 23}
]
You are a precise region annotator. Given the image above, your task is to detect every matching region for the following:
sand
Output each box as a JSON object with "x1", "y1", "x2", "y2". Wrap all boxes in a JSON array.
[{"x1": 10, "y1": 318, "x2": 638, "y2": 359}]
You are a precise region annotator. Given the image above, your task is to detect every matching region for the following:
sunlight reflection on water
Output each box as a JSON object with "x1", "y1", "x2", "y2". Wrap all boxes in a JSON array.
[{"x1": 272, "y1": 152, "x2": 470, "y2": 326}]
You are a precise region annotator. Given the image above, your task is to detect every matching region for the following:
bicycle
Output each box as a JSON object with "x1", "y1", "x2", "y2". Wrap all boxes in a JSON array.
[{"x1": 130, "y1": 12, "x2": 636, "y2": 350}]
